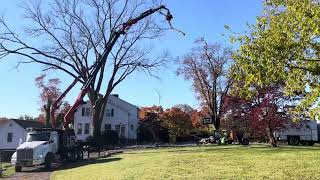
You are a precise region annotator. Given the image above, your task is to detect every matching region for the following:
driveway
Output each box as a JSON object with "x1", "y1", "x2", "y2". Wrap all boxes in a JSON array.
[
  {"x1": 3, "y1": 151, "x2": 118, "y2": 180},
  {"x1": 4, "y1": 162, "x2": 60, "y2": 180}
]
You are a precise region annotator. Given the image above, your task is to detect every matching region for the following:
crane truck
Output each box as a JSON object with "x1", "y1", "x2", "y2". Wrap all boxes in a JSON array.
[{"x1": 11, "y1": 5, "x2": 182, "y2": 172}]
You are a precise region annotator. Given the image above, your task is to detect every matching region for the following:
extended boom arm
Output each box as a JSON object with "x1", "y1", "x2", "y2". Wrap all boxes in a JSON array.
[{"x1": 63, "y1": 5, "x2": 176, "y2": 128}]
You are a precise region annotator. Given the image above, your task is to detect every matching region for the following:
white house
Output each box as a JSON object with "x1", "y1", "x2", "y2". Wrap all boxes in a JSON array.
[
  {"x1": 0, "y1": 119, "x2": 44, "y2": 150},
  {"x1": 73, "y1": 95, "x2": 139, "y2": 142}
]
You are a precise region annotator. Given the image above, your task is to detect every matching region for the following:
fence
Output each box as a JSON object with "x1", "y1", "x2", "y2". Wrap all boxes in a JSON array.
[{"x1": 0, "y1": 150, "x2": 15, "y2": 162}]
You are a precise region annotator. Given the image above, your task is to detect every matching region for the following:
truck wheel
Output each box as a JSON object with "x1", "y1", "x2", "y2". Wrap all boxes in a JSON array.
[
  {"x1": 241, "y1": 138, "x2": 250, "y2": 145},
  {"x1": 308, "y1": 142, "x2": 315, "y2": 146},
  {"x1": 68, "y1": 151, "x2": 77, "y2": 161},
  {"x1": 77, "y1": 148, "x2": 84, "y2": 160},
  {"x1": 15, "y1": 166, "x2": 22, "y2": 172},
  {"x1": 288, "y1": 137, "x2": 299, "y2": 146},
  {"x1": 45, "y1": 154, "x2": 53, "y2": 170}
]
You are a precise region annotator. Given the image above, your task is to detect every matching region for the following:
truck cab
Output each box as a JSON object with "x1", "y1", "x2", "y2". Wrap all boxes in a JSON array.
[{"x1": 11, "y1": 129, "x2": 59, "y2": 172}]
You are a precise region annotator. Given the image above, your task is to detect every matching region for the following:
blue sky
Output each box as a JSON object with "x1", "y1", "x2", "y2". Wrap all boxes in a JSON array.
[{"x1": 0, "y1": 0, "x2": 263, "y2": 118}]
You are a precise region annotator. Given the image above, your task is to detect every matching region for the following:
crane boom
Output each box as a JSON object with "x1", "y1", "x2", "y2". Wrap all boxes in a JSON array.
[
  {"x1": 50, "y1": 77, "x2": 79, "y2": 128},
  {"x1": 63, "y1": 5, "x2": 175, "y2": 128}
]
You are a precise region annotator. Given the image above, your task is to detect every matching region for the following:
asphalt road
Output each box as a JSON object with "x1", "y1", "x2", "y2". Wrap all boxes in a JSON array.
[{"x1": 4, "y1": 163, "x2": 59, "y2": 180}]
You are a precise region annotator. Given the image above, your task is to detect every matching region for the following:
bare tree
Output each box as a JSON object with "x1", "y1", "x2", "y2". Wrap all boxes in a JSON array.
[
  {"x1": 177, "y1": 38, "x2": 233, "y2": 130},
  {"x1": 0, "y1": 0, "x2": 178, "y2": 137}
]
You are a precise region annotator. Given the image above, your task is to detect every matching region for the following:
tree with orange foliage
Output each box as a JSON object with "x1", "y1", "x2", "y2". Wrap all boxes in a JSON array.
[
  {"x1": 139, "y1": 106, "x2": 164, "y2": 122},
  {"x1": 161, "y1": 108, "x2": 193, "y2": 143},
  {"x1": 190, "y1": 110, "x2": 205, "y2": 128},
  {"x1": 139, "y1": 106, "x2": 164, "y2": 143}
]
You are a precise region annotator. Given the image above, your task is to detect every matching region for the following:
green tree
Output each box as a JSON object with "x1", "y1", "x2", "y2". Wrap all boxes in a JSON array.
[{"x1": 231, "y1": 0, "x2": 320, "y2": 120}]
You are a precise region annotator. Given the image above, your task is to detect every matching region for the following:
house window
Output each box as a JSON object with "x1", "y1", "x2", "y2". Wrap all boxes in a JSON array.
[
  {"x1": 105, "y1": 124, "x2": 111, "y2": 131},
  {"x1": 111, "y1": 109, "x2": 114, "y2": 117},
  {"x1": 7, "y1": 133, "x2": 13, "y2": 142},
  {"x1": 115, "y1": 124, "x2": 120, "y2": 135},
  {"x1": 77, "y1": 123, "x2": 83, "y2": 134},
  {"x1": 82, "y1": 108, "x2": 85, "y2": 116},
  {"x1": 120, "y1": 125, "x2": 126, "y2": 138},
  {"x1": 82, "y1": 107, "x2": 91, "y2": 116},
  {"x1": 84, "y1": 123, "x2": 90, "y2": 134},
  {"x1": 106, "y1": 109, "x2": 114, "y2": 117},
  {"x1": 106, "y1": 109, "x2": 111, "y2": 117}
]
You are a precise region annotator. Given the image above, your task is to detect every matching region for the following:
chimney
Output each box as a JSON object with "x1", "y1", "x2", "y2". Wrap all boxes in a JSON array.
[{"x1": 112, "y1": 94, "x2": 119, "y2": 98}]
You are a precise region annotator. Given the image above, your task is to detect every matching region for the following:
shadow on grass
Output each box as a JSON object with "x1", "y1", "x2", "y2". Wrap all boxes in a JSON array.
[
  {"x1": 20, "y1": 157, "x2": 122, "y2": 173},
  {"x1": 59, "y1": 157, "x2": 122, "y2": 170},
  {"x1": 126, "y1": 144, "x2": 320, "y2": 155},
  {"x1": 125, "y1": 145, "x2": 263, "y2": 154}
]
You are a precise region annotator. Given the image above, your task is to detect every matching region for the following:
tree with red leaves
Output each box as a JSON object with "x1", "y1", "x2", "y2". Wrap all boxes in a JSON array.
[
  {"x1": 224, "y1": 86, "x2": 290, "y2": 147},
  {"x1": 248, "y1": 86, "x2": 289, "y2": 147},
  {"x1": 222, "y1": 95, "x2": 250, "y2": 136},
  {"x1": 35, "y1": 74, "x2": 70, "y2": 127}
]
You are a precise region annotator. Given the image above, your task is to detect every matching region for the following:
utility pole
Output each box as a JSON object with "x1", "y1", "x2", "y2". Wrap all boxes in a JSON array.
[{"x1": 154, "y1": 89, "x2": 162, "y2": 106}]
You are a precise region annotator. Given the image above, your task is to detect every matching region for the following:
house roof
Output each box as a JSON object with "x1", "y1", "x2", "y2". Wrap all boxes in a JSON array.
[
  {"x1": 11, "y1": 119, "x2": 45, "y2": 129},
  {"x1": 82, "y1": 94, "x2": 138, "y2": 113}
]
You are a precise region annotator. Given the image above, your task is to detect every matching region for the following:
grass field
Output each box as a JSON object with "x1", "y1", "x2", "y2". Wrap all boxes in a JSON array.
[
  {"x1": 0, "y1": 162, "x2": 14, "y2": 178},
  {"x1": 52, "y1": 144, "x2": 320, "y2": 180}
]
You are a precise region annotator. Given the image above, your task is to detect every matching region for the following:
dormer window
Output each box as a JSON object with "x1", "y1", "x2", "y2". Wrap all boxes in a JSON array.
[
  {"x1": 106, "y1": 109, "x2": 115, "y2": 117},
  {"x1": 7, "y1": 132, "x2": 13, "y2": 142}
]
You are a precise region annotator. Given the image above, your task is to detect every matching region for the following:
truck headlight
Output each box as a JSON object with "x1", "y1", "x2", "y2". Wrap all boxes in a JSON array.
[
  {"x1": 11, "y1": 152, "x2": 17, "y2": 165},
  {"x1": 37, "y1": 154, "x2": 43, "y2": 159}
]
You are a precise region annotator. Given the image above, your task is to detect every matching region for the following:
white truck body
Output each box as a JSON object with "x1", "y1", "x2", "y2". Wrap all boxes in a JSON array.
[
  {"x1": 11, "y1": 128, "x2": 80, "y2": 171},
  {"x1": 276, "y1": 120, "x2": 320, "y2": 145},
  {"x1": 11, "y1": 131, "x2": 59, "y2": 167}
]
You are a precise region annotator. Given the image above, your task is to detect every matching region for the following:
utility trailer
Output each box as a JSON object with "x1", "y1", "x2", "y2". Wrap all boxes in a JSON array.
[
  {"x1": 11, "y1": 128, "x2": 84, "y2": 172},
  {"x1": 275, "y1": 120, "x2": 320, "y2": 146}
]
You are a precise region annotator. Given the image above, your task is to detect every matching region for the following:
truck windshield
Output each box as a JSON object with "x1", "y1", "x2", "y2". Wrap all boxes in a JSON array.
[{"x1": 27, "y1": 133, "x2": 51, "y2": 142}]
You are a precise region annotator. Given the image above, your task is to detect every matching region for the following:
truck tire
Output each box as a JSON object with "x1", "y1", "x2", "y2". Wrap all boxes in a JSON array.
[
  {"x1": 288, "y1": 137, "x2": 299, "y2": 145},
  {"x1": 15, "y1": 166, "x2": 22, "y2": 172},
  {"x1": 300, "y1": 142, "x2": 307, "y2": 145},
  {"x1": 68, "y1": 150, "x2": 77, "y2": 162},
  {"x1": 308, "y1": 142, "x2": 315, "y2": 146},
  {"x1": 241, "y1": 138, "x2": 250, "y2": 145},
  {"x1": 77, "y1": 148, "x2": 83, "y2": 160},
  {"x1": 45, "y1": 153, "x2": 53, "y2": 170}
]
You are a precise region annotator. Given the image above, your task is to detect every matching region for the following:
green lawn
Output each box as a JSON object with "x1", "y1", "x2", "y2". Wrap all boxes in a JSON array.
[
  {"x1": 52, "y1": 145, "x2": 320, "y2": 180},
  {"x1": 1, "y1": 162, "x2": 14, "y2": 178}
]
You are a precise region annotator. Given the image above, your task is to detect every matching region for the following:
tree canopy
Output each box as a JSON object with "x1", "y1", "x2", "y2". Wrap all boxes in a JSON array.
[
  {"x1": 0, "y1": 0, "x2": 176, "y2": 137},
  {"x1": 231, "y1": 0, "x2": 320, "y2": 120},
  {"x1": 177, "y1": 38, "x2": 233, "y2": 129}
]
